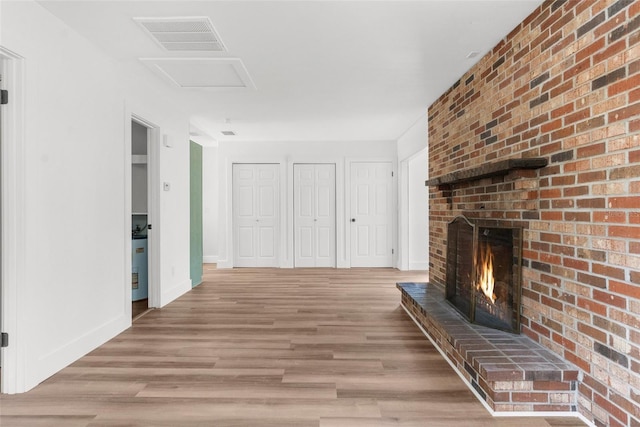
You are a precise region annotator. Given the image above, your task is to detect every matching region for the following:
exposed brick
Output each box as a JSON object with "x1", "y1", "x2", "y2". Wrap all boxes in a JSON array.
[
  {"x1": 575, "y1": 115, "x2": 606, "y2": 133},
  {"x1": 594, "y1": 342, "x2": 629, "y2": 368},
  {"x1": 551, "y1": 103, "x2": 574, "y2": 119},
  {"x1": 592, "y1": 66, "x2": 627, "y2": 90},
  {"x1": 593, "y1": 316, "x2": 627, "y2": 338},
  {"x1": 426, "y1": 2, "x2": 639, "y2": 422},
  {"x1": 577, "y1": 272, "x2": 606, "y2": 289},
  {"x1": 551, "y1": 80, "x2": 574, "y2": 98},
  {"x1": 577, "y1": 248, "x2": 606, "y2": 262},
  {"x1": 609, "y1": 74, "x2": 640, "y2": 97},
  {"x1": 577, "y1": 198, "x2": 606, "y2": 208},
  {"x1": 565, "y1": 108, "x2": 591, "y2": 125},
  {"x1": 609, "y1": 13, "x2": 640, "y2": 42},
  {"x1": 530, "y1": 92, "x2": 550, "y2": 109},
  {"x1": 530, "y1": 71, "x2": 550, "y2": 89},
  {"x1": 609, "y1": 280, "x2": 640, "y2": 299},
  {"x1": 608, "y1": 0, "x2": 634, "y2": 18},
  {"x1": 592, "y1": 288, "x2": 627, "y2": 308},
  {"x1": 609, "y1": 102, "x2": 640, "y2": 123},
  {"x1": 512, "y1": 392, "x2": 549, "y2": 403},
  {"x1": 610, "y1": 225, "x2": 640, "y2": 238},
  {"x1": 593, "y1": 211, "x2": 625, "y2": 222},
  {"x1": 593, "y1": 38, "x2": 628, "y2": 64},
  {"x1": 533, "y1": 381, "x2": 571, "y2": 391},
  {"x1": 608, "y1": 197, "x2": 640, "y2": 209},
  {"x1": 576, "y1": 36, "x2": 606, "y2": 62},
  {"x1": 578, "y1": 171, "x2": 606, "y2": 183},
  {"x1": 552, "y1": 175, "x2": 576, "y2": 186},
  {"x1": 577, "y1": 10, "x2": 606, "y2": 38},
  {"x1": 551, "y1": 125, "x2": 574, "y2": 140},
  {"x1": 530, "y1": 113, "x2": 549, "y2": 127},
  {"x1": 609, "y1": 165, "x2": 640, "y2": 180}
]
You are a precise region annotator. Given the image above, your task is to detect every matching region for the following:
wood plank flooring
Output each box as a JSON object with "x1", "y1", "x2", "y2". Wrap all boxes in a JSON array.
[
  {"x1": 0, "y1": 266, "x2": 586, "y2": 426},
  {"x1": 132, "y1": 298, "x2": 149, "y2": 320}
]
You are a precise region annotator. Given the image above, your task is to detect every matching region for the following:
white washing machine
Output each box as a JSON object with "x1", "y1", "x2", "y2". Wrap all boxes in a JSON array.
[{"x1": 132, "y1": 237, "x2": 148, "y2": 301}]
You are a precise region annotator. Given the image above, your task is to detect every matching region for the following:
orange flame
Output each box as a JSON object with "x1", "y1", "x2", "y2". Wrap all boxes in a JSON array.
[{"x1": 477, "y1": 243, "x2": 496, "y2": 303}]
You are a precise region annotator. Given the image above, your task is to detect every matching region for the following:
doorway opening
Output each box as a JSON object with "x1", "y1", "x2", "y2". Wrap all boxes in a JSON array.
[{"x1": 130, "y1": 117, "x2": 158, "y2": 320}]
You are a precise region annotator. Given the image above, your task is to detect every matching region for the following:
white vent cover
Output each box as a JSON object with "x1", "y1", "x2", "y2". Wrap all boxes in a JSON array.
[
  {"x1": 139, "y1": 58, "x2": 256, "y2": 90},
  {"x1": 134, "y1": 17, "x2": 226, "y2": 52},
  {"x1": 221, "y1": 131, "x2": 236, "y2": 136}
]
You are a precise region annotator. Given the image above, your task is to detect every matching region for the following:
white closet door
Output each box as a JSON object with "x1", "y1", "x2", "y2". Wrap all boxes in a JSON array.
[
  {"x1": 350, "y1": 162, "x2": 393, "y2": 267},
  {"x1": 294, "y1": 164, "x2": 336, "y2": 267},
  {"x1": 233, "y1": 164, "x2": 280, "y2": 267}
]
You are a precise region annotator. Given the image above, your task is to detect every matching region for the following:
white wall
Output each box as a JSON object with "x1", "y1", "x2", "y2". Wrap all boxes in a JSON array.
[
  {"x1": 407, "y1": 149, "x2": 429, "y2": 270},
  {"x1": 397, "y1": 115, "x2": 429, "y2": 271},
  {"x1": 397, "y1": 115, "x2": 428, "y2": 161},
  {"x1": 202, "y1": 146, "x2": 219, "y2": 263},
  {"x1": 217, "y1": 140, "x2": 397, "y2": 269},
  {"x1": 1, "y1": 0, "x2": 192, "y2": 392}
]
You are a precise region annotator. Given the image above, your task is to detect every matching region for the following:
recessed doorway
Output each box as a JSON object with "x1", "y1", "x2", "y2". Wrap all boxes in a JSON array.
[{"x1": 129, "y1": 117, "x2": 159, "y2": 320}]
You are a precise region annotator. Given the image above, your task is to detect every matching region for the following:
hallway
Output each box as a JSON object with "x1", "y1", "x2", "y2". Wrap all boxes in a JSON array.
[{"x1": 0, "y1": 267, "x2": 585, "y2": 426}]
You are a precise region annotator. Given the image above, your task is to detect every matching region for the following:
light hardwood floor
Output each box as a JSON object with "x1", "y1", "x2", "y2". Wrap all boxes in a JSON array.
[{"x1": 0, "y1": 266, "x2": 586, "y2": 426}]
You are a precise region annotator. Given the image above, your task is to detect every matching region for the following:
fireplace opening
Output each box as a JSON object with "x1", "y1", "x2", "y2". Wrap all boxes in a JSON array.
[{"x1": 445, "y1": 216, "x2": 522, "y2": 333}]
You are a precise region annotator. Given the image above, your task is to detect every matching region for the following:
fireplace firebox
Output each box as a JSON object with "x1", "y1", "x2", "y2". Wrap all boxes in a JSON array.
[{"x1": 445, "y1": 216, "x2": 522, "y2": 333}]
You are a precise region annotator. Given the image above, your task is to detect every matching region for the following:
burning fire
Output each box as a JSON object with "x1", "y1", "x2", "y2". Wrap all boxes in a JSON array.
[{"x1": 477, "y1": 243, "x2": 496, "y2": 303}]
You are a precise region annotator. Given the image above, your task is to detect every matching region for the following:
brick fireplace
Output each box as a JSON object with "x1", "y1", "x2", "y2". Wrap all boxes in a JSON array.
[
  {"x1": 425, "y1": 1, "x2": 640, "y2": 426},
  {"x1": 445, "y1": 215, "x2": 524, "y2": 334}
]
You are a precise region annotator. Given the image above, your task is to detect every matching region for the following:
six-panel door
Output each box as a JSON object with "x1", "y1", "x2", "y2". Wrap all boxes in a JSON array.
[
  {"x1": 294, "y1": 164, "x2": 336, "y2": 267},
  {"x1": 232, "y1": 164, "x2": 280, "y2": 267}
]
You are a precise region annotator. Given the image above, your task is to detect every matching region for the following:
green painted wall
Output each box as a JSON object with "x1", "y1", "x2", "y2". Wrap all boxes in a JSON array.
[{"x1": 190, "y1": 141, "x2": 203, "y2": 287}]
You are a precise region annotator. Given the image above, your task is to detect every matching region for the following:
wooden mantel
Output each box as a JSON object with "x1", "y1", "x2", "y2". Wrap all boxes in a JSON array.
[{"x1": 425, "y1": 158, "x2": 548, "y2": 189}]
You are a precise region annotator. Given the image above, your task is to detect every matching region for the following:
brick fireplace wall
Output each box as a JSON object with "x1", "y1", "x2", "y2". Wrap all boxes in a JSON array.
[{"x1": 427, "y1": 1, "x2": 639, "y2": 426}]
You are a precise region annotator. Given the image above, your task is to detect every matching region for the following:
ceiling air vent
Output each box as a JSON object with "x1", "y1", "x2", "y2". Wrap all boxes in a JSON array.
[
  {"x1": 221, "y1": 131, "x2": 236, "y2": 136},
  {"x1": 134, "y1": 17, "x2": 226, "y2": 52}
]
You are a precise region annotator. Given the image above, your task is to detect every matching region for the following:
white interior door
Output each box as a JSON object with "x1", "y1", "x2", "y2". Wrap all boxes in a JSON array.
[
  {"x1": 350, "y1": 162, "x2": 393, "y2": 267},
  {"x1": 233, "y1": 164, "x2": 280, "y2": 267},
  {"x1": 294, "y1": 164, "x2": 336, "y2": 267},
  {"x1": 0, "y1": 61, "x2": 4, "y2": 374}
]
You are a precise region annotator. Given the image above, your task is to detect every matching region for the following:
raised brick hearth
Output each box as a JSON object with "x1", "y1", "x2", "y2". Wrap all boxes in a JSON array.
[
  {"x1": 398, "y1": 282, "x2": 579, "y2": 412},
  {"x1": 427, "y1": 1, "x2": 640, "y2": 426}
]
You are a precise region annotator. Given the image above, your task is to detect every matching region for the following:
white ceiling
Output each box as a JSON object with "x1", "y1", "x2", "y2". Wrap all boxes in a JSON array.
[{"x1": 36, "y1": 0, "x2": 543, "y2": 143}]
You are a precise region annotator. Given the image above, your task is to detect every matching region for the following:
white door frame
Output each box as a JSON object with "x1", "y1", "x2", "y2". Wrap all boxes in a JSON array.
[
  {"x1": 125, "y1": 112, "x2": 161, "y2": 315},
  {"x1": 222, "y1": 159, "x2": 286, "y2": 268},
  {"x1": 345, "y1": 158, "x2": 397, "y2": 268},
  {"x1": 0, "y1": 46, "x2": 26, "y2": 394}
]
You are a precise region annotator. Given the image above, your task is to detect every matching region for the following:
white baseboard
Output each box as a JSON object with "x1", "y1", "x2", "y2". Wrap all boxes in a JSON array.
[
  {"x1": 31, "y1": 313, "x2": 129, "y2": 392},
  {"x1": 203, "y1": 255, "x2": 218, "y2": 264},
  {"x1": 216, "y1": 258, "x2": 233, "y2": 269},
  {"x1": 160, "y1": 278, "x2": 191, "y2": 307}
]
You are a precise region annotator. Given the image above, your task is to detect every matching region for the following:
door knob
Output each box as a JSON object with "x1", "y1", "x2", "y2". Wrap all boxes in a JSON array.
[{"x1": 351, "y1": 218, "x2": 356, "y2": 222}]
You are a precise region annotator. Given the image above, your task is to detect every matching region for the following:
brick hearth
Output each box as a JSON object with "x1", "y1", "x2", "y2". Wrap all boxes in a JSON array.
[{"x1": 398, "y1": 282, "x2": 579, "y2": 413}]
